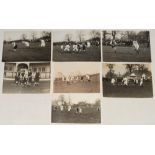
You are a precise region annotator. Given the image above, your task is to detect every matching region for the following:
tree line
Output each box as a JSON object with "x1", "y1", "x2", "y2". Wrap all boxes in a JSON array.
[
  {"x1": 103, "y1": 30, "x2": 150, "y2": 47},
  {"x1": 4, "y1": 31, "x2": 51, "y2": 43},
  {"x1": 104, "y1": 64, "x2": 151, "y2": 79}
]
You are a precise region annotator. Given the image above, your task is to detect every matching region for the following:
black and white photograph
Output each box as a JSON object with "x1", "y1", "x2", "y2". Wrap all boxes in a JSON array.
[
  {"x1": 2, "y1": 31, "x2": 51, "y2": 62},
  {"x1": 102, "y1": 63, "x2": 153, "y2": 98},
  {"x1": 53, "y1": 30, "x2": 101, "y2": 61},
  {"x1": 53, "y1": 62, "x2": 100, "y2": 93},
  {"x1": 102, "y1": 30, "x2": 151, "y2": 62},
  {"x1": 52, "y1": 94, "x2": 101, "y2": 123},
  {"x1": 103, "y1": 63, "x2": 153, "y2": 98},
  {"x1": 3, "y1": 62, "x2": 51, "y2": 94}
]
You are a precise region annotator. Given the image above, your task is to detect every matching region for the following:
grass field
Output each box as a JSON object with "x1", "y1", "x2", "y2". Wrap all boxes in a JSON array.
[
  {"x1": 52, "y1": 108, "x2": 101, "y2": 123},
  {"x1": 103, "y1": 81, "x2": 153, "y2": 98},
  {"x1": 2, "y1": 42, "x2": 51, "y2": 62},
  {"x1": 54, "y1": 81, "x2": 100, "y2": 93},
  {"x1": 103, "y1": 46, "x2": 151, "y2": 62},
  {"x1": 53, "y1": 45, "x2": 101, "y2": 61},
  {"x1": 3, "y1": 80, "x2": 50, "y2": 94}
]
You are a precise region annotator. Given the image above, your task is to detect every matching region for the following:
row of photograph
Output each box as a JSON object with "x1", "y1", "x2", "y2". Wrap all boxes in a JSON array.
[
  {"x1": 2, "y1": 62, "x2": 153, "y2": 98},
  {"x1": 2, "y1": 30, "x2": 151, "y2": 62}
]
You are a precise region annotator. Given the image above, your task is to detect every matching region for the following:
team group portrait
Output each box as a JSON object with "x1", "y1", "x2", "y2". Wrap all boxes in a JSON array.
[
  {"x1": 2, "y1": 31, "x2": 51, "y2": 62},
  {"x1": 102, "y1": 63, "x2": 153, "y2": 98},
  {"x1": 102, "y1": 30, "x2": 151, "y2": 62},
  {"x1": 3, "y1": 62, "x2": 51, "y2": 94},
  {"x1": 53, "y1": 30, "x2": 101, "y2": 61},
  {"x1": 53, "y1": 62, "x2": 100, "y2": 93},
  {"x1": 52, "y1": 94, "x2": 101, "y2": 123}
]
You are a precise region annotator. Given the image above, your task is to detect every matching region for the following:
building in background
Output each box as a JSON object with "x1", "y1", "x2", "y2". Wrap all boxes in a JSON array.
[{"x1": 4, "y1": 62, "x2": 50, "y2": 79}]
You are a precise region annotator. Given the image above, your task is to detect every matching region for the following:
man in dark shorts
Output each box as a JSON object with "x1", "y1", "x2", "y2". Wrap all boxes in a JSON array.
[
  {"x1": 28, "y1": 69, "x2": 32, "y2": 86},
  {"x1": 34, "y1": 70, "x2": 40, "y2": 86},
  {"x1": 110, "y1": 39, "x2": 117, "y2": 53}
]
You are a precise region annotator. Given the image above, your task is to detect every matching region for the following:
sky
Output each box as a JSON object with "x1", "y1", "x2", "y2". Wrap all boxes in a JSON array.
[
  {"x1": 53, "y1": 30, "x2": 99, "y2": 42},
  {"x1": 53, "y1": 94, "x2": 100, "y2": 105},
  {"x1": 54, "y1": 62, "x2": 100, "y2": 77},
  {"x1": 102, "y1": 63, "x2": 151, "y2": 77},
  {"x1": 4, "y1": 31, "x2": 50, "y2": 41}
]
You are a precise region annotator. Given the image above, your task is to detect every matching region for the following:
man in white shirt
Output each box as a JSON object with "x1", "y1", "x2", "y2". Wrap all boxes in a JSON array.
[
  {"x1": 64, "y1": 44, "x2": 70, "y2": 52},
  {"x1": 40, "y1": 39, "x2": 46, "y2": 47},
  {"x1": 133, "y1": 40, "x2": 140, "y2": 54}
]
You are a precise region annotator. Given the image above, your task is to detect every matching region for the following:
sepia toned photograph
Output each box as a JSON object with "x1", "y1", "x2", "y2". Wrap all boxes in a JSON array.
[
  {"x1": 53, "y1": 62, "x2": 100, "y2": 93},
  {"x1": 3, "y1": 62, "x2": 51, "y2": 94},
  {"x1": 102, "y1": 63, "x2": 153, "y2": 98},
  {"x1": 102, "y1": 30, "x2": 151, "y2": 62},
  {"x1": 2, "y1": 31, "x2": 51, "y2": 62},
  {"x1": 52, "y1": 94, "x2": 101, "y2": 123},
  {"x1": 53, "y1": 30, "x2": 101, "y2": 61}
]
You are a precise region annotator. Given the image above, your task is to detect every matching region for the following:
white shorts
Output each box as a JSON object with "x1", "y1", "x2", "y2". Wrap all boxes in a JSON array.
[{"x1": 64, "y1": 48, "x2": 70, "y2": 51}]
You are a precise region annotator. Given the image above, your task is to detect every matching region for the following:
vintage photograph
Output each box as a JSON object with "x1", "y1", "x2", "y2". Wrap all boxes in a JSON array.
[
  {"x1": 2, "y1": 31, "x2": 51, "y2": 62},
  {"x1": 52, "y1": 94, "x2": 101, "y2": 123},
  {"x1": 53, "y1": 30, "x2": 101, "y2": 61},
  {"x1": 102, "y1": 30, "x2": 151, "y2": 62},
  {"x1": 53, "y1": 62, "x2": 100, "y2": 93},
  {"x1": 102, "y1": 63, "x2": 153, "y2": 97},
  {"x1": 3, "y1": 62, "x2": 51, "y2": 93}
]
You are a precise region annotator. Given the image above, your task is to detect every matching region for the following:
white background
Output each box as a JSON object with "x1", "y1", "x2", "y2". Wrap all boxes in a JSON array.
[{"x1": 1, "y1": 0, "x2": 155, "y2": 155}]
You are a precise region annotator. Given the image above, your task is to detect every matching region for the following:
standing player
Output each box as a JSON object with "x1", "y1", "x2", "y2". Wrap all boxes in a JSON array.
[
  {"x1": 110, "y1": 39, "x2": 117, "y2": 53},
  {"x1": 28, "y1": 69, "x2": 32, "y2": 86},
  {"x1": 87, "y1": 41, "x2": 91, "y2": 48},
  {"x1": 140, "y1": 77, "x2": 144, "y2": 86},
  {"x1": 73, "y1": 43, "x2": 78, "y2": 53},
  {"x1": 60, "y1": 44, "x2": 64, "y2": 53},
  {"x1": 40, "y1": 39, "x2": 46, "y2": 47},
  {"x1": 86, "y1": 74, "x2": 91, "y2": 82},
  {"x1": 111, "y1": 78, "x2": 116, "y2": 86},
  {"x1": 64, "y1": 44, "x2": 70, "y2": 52},
  {"x1": 14, "y1": 72, "x2": 19, "y2": 85},
  {"x1": 122, "y1": 77, "x2": 128, "y2": 86},
  {"x1": 22, "y1": 41, "x2": 30, "y2": 47},
  {"x1": 82, "y1": 43, "x2": 86, "y2": 52},
  {"x1": 77, "y1": 43, "x2": 81, "y2": 52},
  {"x1": 34, "y1": 70, "x2": 40, "y2": 86},
  {"x1": 133, "y1": 40, "x2": 140, "y2": 54}
]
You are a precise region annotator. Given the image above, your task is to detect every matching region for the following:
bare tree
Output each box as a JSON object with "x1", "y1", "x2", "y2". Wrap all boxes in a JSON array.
[
  {"x1": 31, "y1": 32, "x2": 37, "y2": 41},
  {"x1": 137, "y1": 64, "x2": 145, "y2": 71},
  {"x1": 143, "y1": 31, "x2": 150, "y2": 47},
  {"x1": 106, "y1": 64, "x2": 115, "y2": 72},
  {"x1": 137, "y1": 64, "x2": 149, "y2": 73},
  {"x1": 106, "y1": 64, "x2": 115, "y2": 78},
  {"x1": 42, "y1": 31, "x2": 51, "y2": 38},
  {"x1": 58, "y1": 95, "x2": 65, "y2": 105},
  {"x1": 103, "y1": 30, "x2": 107, "y2": 42},
  {"x1": 125, "y1": 31, "x2": 136, "y2": 40},
  {"x1": 134, "y1": 31, "x2": 150, "y2": 47},
  {"x1": 111, "y1": 31, "x2": 117, "y2": 39},
  {"x1": 125, "y1": 64, "x2": 136, "y2": 73},
  {"x1": 21, "y1": 34, "x2": 27, "y2": 40},
  {"x1": 65, "y1": 34, "x2": 72, "y2": 42},
  {"x1": 90, "y1": 30, "x2": 100, "y2": 39},
  {"x1": 77, "y1": 31, "x2": 85, "y2": 42},
  {"x1": 119, "y1": 31, "x2": 129, "y2": 40}
]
